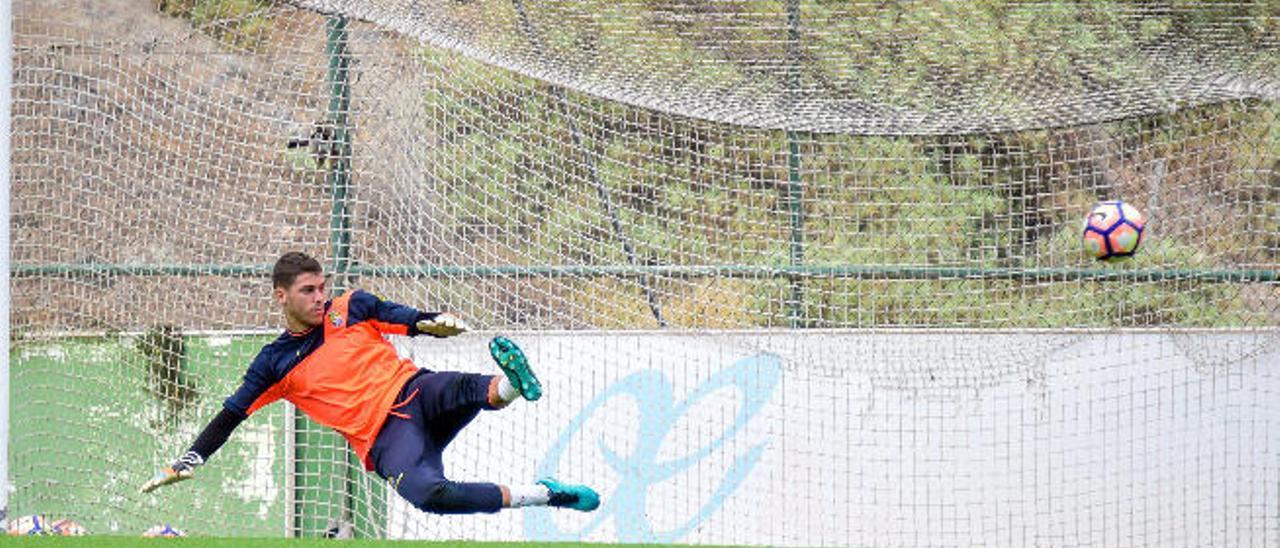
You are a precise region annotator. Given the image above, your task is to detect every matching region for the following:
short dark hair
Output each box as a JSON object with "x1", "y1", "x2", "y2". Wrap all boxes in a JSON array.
[{"x1": 272, "y1": 252, "x2": 323, "y2": 289}]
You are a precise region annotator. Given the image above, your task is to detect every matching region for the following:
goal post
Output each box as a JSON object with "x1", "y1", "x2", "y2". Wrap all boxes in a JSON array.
[{"x1": 0, "y1": 0, "x2": 10, "y2": 524}]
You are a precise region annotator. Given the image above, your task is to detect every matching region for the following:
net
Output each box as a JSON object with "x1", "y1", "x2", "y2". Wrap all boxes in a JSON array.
[{"x1": 9, "y1": 0, "x2": 1280, "y2": 545}]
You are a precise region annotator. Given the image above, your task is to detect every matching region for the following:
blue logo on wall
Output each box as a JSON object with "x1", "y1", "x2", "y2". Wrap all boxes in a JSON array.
[{"x1": 526, "y1": 352, "x2": 782, "y2": 542}]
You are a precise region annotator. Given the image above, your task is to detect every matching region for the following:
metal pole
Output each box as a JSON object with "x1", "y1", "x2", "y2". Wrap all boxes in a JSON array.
[
  {"x1": 786, "y1": 132, "x2": 803, "y2": 327},
  {"x1": 785, "y1": 0, "x2": 805, "y2": 328},
  {"x1": 291, "y1": 14, "x2": 381, "y2": 539},
  {"x1": 0, "y1": 0, "x2": 11, "y2": 521},
  {"x1": 326, "y1": 16, "x2": 354, "y2": 295},
  {"x1": 324, "y1": 15, "x2": 386, "y2": 538}
]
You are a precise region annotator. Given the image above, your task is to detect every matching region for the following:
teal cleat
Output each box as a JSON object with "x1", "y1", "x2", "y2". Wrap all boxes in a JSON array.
[
  {"x1": 539, "y1": 478, "x2": 600, "y2": 512},
  {"x1": 489, "y1": 336, "x2": 542, "y2": 401}
]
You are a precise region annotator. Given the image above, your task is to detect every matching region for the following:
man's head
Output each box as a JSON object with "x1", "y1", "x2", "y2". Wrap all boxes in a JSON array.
[{"x1": 272, "y1": 252, "x2": 326, "y2": 331}]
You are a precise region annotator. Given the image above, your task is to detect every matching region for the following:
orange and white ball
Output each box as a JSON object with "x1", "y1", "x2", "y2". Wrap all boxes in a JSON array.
[{"x1": 1083, "y1": 200, "x2": 1145, "y2": 260}]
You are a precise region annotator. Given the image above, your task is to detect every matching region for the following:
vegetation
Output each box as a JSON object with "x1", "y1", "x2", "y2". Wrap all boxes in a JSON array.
[
  {"x1": 155, "y1": 0, "x2": 274, "y2": 50},
  {"x1": 412, "y1": 37, "x2": 1277, "y2": 328},
  {"x1": 136, "y1": 324, "x2": 199, "y2": 429},
  {"x1": 155, "y1": 1, "x2": 1278, "y2": 328}
]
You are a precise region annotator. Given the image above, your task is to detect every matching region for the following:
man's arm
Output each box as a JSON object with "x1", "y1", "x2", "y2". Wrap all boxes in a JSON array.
[
  {"x1": 141, "y1": 346, "x2": 281, "y2": 494},
  {"x1": 350, "y1": 290, "x2": 469, "y2": 338},
  {"x1": 139, "y1": 408, "x2": 245, "y2": 493}
]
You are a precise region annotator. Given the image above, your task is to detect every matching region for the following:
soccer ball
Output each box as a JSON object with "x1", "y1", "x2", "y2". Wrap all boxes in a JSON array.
[
  {"x1": 142, "y1": 523, "x2": 186, "y2": 537},
  {"x1": 1083, "y1": 200, "x2": 1145, "y2": 260},
  {"x1": 50, "y1": 518, "x2": 88, "y2": 536},
  {"x1": 6, "y1": 514, "x2": 49, "y2": 535}
]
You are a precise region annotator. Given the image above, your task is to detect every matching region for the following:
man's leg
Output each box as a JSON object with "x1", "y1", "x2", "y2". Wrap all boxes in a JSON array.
[
  {"x1": 370, "y1": 387, "x2": 598, "y2": 513},
  {"x1": 372, "y1": 340, "x2": 599, "y2": 514},
  {"x1": 410, "y1": 371, "x2": 494, "y2": 450},
  {"x1": 398, "y1": 465, "x2": 505, "y2": 515},
  {"x1": 370, "y1": 399, "x2": 504, "y2": 514},
  {"x1": 415, "y1": 337, "x2": 542, "y2": 447}
]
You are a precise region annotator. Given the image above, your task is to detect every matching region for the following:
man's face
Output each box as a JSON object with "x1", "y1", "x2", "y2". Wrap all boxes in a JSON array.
[{"x1": 276, "y1": 271, "x2": 327, "y2": 330}]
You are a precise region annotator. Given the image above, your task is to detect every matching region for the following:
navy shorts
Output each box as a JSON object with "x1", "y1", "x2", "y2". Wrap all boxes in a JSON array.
[{"x1": 368, "y1": 370, "x2": 504, "y2": 514}]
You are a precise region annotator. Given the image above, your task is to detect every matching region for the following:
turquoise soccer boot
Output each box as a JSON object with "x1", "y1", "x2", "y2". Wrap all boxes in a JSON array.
[
  {"x1": 539, "y1": 477, "x2": 600, "y2": 512},
  {"x1": 489, "y1": 336, "x2": 542, "y2": 401}
]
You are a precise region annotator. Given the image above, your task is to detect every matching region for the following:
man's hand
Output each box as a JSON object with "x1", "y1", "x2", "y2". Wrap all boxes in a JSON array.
[
  {"x1": 416, "y1": 313, "x2": 470, "y2": 338},
  {"x1": 140, "y1": 465, "x2": 193, "y2": 494},
  {"x1": 140, "y1": 452, "x2": 203, "y2": 494}
]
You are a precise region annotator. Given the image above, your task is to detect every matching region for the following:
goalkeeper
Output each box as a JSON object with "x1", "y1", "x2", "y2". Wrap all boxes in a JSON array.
[{"x1": 141, "y1": 251, "x2": 599, "y2": 514}]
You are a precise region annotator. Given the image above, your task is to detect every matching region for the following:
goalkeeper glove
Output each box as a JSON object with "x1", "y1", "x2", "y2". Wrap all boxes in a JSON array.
[
  {"x1": 416, "y1": 313, "x2": 470, "y2": 338},
  {"x1": 140, "y1": 451, "x2": 203, "y2": 494}
]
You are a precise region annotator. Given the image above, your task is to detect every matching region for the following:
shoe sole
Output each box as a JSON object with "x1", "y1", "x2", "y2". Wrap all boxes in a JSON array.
[{"x1": 489, "y1": 336, "x2": 542, "y2": 401}]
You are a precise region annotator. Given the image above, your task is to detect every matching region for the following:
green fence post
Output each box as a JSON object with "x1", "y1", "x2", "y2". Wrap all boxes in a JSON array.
[
  {"x1": 291, "y1": 14, "x2": 386, "y2": 539},
  {"x1": 326, "y1": 14, "x2": 354, "y2": 295},
  {"x1": 785, "y1": 0, "x2": 805, "y2": 328}
]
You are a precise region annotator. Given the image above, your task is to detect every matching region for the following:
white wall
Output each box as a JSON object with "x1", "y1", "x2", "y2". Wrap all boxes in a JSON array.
[{"x1": 386, "y1": 330, "x2": 1280, "y2": 547}]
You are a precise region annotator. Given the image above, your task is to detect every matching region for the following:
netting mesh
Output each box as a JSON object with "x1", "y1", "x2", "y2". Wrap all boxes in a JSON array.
[
  {"x1": 9, "y1": 0, "x2": 1280, "y2": 545},
  {"x1": 299, "y1": 0, "x2": 1280, "y2": 134}
]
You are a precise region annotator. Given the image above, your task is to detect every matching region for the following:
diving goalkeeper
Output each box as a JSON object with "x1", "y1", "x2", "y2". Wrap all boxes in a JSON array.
[{"x1": 141, "y1": 251, "x2": 599, "y2": 514}]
